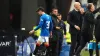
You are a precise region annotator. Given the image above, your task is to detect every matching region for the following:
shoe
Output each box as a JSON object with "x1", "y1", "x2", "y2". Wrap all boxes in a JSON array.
[
  {"x1": 74, "y1": 54, "x2": 81, "y2": 56},
  {"x1": 30, "y1": 53, "x2": 36, "y2": 56},
  {"x1": 32, "y1": 54, "x2": 35, "y2": 56}
]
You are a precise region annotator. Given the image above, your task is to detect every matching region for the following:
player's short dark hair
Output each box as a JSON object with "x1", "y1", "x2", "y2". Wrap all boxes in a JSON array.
[
  {"x1": 87, "y1": 3, "x2": 93, "y2": 10},
  {"x1": 36, "y1": 7, "x2": 45, "y2": 12}
]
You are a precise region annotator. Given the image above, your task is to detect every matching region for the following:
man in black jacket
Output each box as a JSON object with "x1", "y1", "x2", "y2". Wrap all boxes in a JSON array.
[
  {"x1": 67, "y1": 2, "x2": 82, "y2": 56},
  {"x1": 75, "y1": 3, "x2": 100, "y2": 56},
  {"x1": 95, "y1": 14, "x2": 100, "y2": 56},
  {"x1": 49, "y1": 8, "x2": 59, "y2": 56}
]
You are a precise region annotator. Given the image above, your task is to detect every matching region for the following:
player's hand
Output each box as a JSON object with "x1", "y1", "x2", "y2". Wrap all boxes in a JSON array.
[
  {"x1": 56, "y1": 27, "x2": 60, "y2": 29},
  {"x1": 50, "y1": 31, "x2": 52, "y2": 38},
  {"x1": 74, "y1": 25, "x2": 80, "y2": 30},
  {"x1": 29, "y1": 30, "x2": 34, "y2": 35},
  {"x1": 50, "y1": 31, "x2": 52, "y2": 36},
  {"x1": 64, "y1": 35, "x2": 66, "y2": 38}
]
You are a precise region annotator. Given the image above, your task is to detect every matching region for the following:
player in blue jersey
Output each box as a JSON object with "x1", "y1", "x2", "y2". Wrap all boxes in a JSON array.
[{"x1": 29, "y1": 7, "x2": 53, "y2": 56}]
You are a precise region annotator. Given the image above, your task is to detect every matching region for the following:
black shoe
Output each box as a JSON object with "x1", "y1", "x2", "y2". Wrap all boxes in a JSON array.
[
  {"x1": 30, "y1": 53, "x2": 35, "y2": 56},
  {"x1": 74, "y1": 54, "x2": 81, "y2": 56}
]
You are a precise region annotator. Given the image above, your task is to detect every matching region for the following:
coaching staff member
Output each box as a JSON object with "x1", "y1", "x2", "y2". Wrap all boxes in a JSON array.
[
  {"x1": 49, "y1": 8, "x2": 59, "y2": 56},
  {"x1": 95, "y1": 14, "x2": 100, "y2": 56},
  {"x1": 67, "y1": 2, "x2": 82, "y2": 56},
  {"x1": 75, "y1": 3, "x2": 100, "y2": 56},
  {"x1": 57, "y1": 14, "x2": 66, "y2": 55}
]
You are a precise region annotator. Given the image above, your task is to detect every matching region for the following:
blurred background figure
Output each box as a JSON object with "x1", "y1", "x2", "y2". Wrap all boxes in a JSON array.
[
  {"x1": 95, "y1": 13, "x2": 100, "y2": 56},
  {"x1": 75, "y1": 3, "x2": 100, "y2": 56},
  {"x1": 56, "y1": 13, "x2": 66, "y2": 56}
]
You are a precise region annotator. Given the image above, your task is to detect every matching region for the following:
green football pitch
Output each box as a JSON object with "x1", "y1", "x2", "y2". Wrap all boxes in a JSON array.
[{"x1": 81, "y1": 49, "x2": 97, "y2": 56}]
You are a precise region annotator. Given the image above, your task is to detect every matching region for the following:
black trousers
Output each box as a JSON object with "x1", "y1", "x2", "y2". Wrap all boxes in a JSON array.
[
  {"x1": 49, "y1": 31, "x2": 59, "y2": 56},
  {"x1": 69, "y1": 32, "x2": 81, "y2": 56},
  {"x1": 58, "y1": 31, "x2": 63, "y2": 56},
  {"x1": 49, "y1": 31, "x2": 63, "y2": 56},
  {"x1": 50, "y1": 41, "x2": 58, "y2": 56},
  {"x1": 75, "y1": 36, "x2": 87, "y2": 56},
  {"x1": 95, "y1": 37, "x2": 100, "y2": 56},
  {"x1": 75, "y1": 33, "x2": 93, "y2": 56}
]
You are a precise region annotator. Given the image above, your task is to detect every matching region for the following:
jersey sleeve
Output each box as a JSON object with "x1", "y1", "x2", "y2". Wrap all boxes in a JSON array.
[{"x1": 34, "y1": 16, "x2": 44, "y2": 31}]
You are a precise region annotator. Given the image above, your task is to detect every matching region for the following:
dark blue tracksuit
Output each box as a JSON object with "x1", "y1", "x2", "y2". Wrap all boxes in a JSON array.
[{"x1": 57, "y1": 20, "x2": 66, "y2": 56}]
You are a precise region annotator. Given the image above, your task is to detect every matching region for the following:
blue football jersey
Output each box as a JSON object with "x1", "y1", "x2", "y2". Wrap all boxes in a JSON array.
[{"x1": 34, "y1": 13, "x2": 53, "y2": 36}]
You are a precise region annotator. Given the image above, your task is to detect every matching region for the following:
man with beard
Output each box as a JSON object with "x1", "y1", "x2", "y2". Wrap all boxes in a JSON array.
[{"x1": 49, "y1": 8, "x2": 59, "y2": 56}]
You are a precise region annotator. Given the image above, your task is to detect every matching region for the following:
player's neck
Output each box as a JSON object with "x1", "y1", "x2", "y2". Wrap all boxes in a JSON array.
[{"x1": 42, "y1": 12, "x2": 45, "y2": 15}]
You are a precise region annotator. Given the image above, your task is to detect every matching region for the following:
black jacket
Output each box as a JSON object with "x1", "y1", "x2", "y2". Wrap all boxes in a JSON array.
[
  {"x1": 82, "y1": 10, "x2": 97, "y2": 34},
  {"x1": 81, "y1": 10, "x2": 97, "y2": 41},
  {"x1": 67, "y1": 9, "x2": 82, "y2": 34},
  {"x1": 58, "y1": 20, "x2": 66, "y2": 35},
  {"x1": 50, "y1": 14, "x2": 59, "y2": 41},
  {"x1": 51, "y1": 14, "x2": 58, "y2": 30},
  {"x1": 95, "y1": 14, "x2": 100, "y2": 38},
  {"x1": 82, "y1": 7, "x2": 100, "y2": 33},
  {"x1": 81, "y1": 8, "x2": 100, "y2": 41}
]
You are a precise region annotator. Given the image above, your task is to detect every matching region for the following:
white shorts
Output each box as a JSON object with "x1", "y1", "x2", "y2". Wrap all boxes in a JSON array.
[{"x1": 37, "y1": 36, "x2": 49, "y2": 44}]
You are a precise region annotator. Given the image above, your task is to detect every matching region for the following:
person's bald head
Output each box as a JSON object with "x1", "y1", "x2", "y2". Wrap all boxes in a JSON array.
[{"x1": 74, "y1": 2, "x2": 81, "y2": 10}]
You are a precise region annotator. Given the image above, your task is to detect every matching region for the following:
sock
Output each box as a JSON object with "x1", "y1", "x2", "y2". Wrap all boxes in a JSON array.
[{"x1": 33, "y1": 44, "x2": 40, "y2": 55}]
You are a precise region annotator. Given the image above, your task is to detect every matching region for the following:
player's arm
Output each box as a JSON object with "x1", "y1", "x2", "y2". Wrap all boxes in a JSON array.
[
  {"x1": 29, "y1": 17, "x2": 44, "y2": 34},
  {"x1": 34, "y1": 18, "x2": 44, "y2": 31},
  {"x1": 49, "y1": 18, "x2": 53, "y2": 32},
  {"x1": 49, "y1": 18, "x2": 53, "y2": 37}
]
